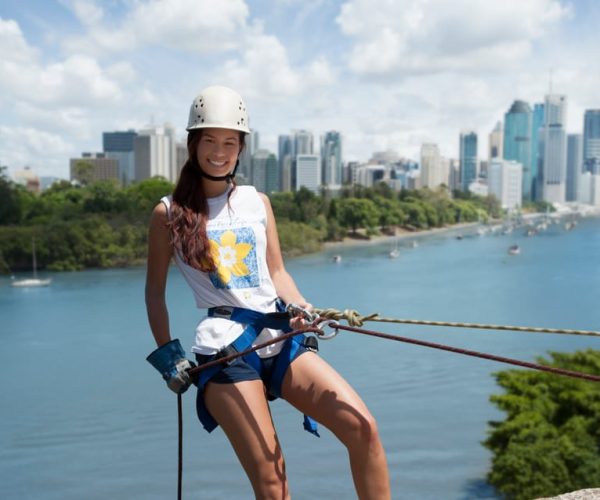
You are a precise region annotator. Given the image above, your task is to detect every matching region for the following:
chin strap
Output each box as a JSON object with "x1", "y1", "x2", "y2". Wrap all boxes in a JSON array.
[{"x1": 198, "y1": 159, "x2": 239, "y2": 183}]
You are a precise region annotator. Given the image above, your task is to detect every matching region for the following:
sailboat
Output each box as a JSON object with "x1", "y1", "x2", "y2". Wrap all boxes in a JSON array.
[
  {"x1": 389, "y1": 238, "x2": 400, "y2": 259},
  {"x1": 11, "y1": 238, "x2": 51, "y2": 288}
]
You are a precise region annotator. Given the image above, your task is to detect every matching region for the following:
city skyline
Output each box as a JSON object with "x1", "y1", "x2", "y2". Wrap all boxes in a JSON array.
[{"x1": 1, "y1": 0, "x2": 600, "y2": 179}]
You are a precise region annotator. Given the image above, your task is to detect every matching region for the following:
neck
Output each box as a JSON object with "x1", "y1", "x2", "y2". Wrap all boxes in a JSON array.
[{"x1": 202, "y1": 178, "x2": 230, "y2": 198}]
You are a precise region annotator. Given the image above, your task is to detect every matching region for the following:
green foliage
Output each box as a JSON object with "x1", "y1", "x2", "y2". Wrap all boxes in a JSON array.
[
  {"x1": 337, "y1": 197, "x2": 379, "y2": 234},
  {"x1": 277, "y1": 221, "x2": 324, "y2": 256},
  {"x1": 0, "y1": 173, "x2": 506, "y2": 271},
  {"x1": 485, "y1": 349, "x2": 600, "y2": 500},
  {"x1": 522, "y1": 200, "x2": 555, "y2": 214},
  {"x1": 0, "y1": 167, "x2": 28, "y2": 224}
]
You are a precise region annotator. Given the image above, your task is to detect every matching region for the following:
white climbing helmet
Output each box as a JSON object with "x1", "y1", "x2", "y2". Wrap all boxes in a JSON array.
[{"x1": 186, "y1": 85, "x2": 250, "y2": 134}]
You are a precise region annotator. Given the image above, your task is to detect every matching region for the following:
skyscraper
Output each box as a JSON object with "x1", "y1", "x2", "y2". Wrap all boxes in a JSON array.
[
  {"x1": 420, "y1": 143, "x2": 446, "y2": 189},
  {"x1": 503, "y1": 100, "x2": 532, "y2": 201},
  {"x1": 583, "y1": 109, "x2": 600, "y2": 174},
  {"x1": 488, "y1": 159, "x2": 523, "y2": 210},
  {"x1": 321, "y1": 131, "x2": 342, "y2": 188},
  {"x1": 238, "y1": 130, "x2": 259, "y2": 182},
  {"x1": 539, "y1": 94, "x2": 567, "y2": 203},
  {"x1": 488, "y1": 121, "x2": 503, "y2": 160},
  {"x1": 566, "y1": 134, "x2": 582, "y2": 202},
  {"x1": 459, "y1": 131, "x2": 477, "y2": 191},
  {"x1": 278, "y1": 134, "x2": 293, "y2": 192},
  {"x1": 103, "y1": 130, "x2": 138, "y2": 185},
  {"x1": 134, "y1": 126, "x2": 174, "y2": 181},
  {"x1": 292, "y1": 130, "x2": 314, "y2": 190},
  {"x1": 251, "y1": 149, "x2": 279, "y2": 194},
  {"x1": 295, "y1": 154, "x2": 321, "y2": 193},
  {"x1": 531, "y1": 103, "x2": 544, "y2": 199}
]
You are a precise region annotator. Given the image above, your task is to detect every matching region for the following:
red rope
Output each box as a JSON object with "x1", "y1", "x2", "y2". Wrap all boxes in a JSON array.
[{"x1": 327, "y1": 321, "x2": 600, "y2": 383}]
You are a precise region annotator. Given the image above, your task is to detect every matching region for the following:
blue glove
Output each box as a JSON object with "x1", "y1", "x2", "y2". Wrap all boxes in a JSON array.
[{"x1": 146, "y1": 339, "x2": 196, "y2": 394}]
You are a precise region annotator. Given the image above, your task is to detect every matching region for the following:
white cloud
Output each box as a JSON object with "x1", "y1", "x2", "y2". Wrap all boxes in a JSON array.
[
  {"x1": 0, "y1": 17, "x2": 38, "y2": 62},
  {"x1": 337, "y1": 0, "x2": 571, "y2": 76},
  {"x1": 62, "y1": 0, "x2": 250, "y2": 54},
  {"x1": 0, "y1": 125, "x2": 74, "y2": 176},
  {"x1": 65, "y1": 0, "x2": 105, "y2": 27},
  {"x1": 217, "y1": 26, "x2": 336, "y2": 102}
]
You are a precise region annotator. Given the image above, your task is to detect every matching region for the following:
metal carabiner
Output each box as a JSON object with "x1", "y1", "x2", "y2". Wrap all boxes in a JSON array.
[
  {"x1": 286, "y1": 303, "x2": 318, "y2": 323},
  {"x1": 315, "y1": 319, "x2": 339, "y2": 340}
]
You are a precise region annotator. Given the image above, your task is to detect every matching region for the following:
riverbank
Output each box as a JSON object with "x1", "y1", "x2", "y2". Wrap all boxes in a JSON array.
[{"x1": 323, "y1": 222, "x2": 480, "y2": 251}]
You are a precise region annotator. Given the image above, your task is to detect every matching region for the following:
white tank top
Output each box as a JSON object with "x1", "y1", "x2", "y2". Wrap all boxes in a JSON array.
[{"x1": 161, "y1": 186, "x2": 283, "y2": 357}]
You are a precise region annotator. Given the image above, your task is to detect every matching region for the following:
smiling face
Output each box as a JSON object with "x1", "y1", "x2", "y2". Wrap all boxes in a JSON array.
[{"x1": 195, "y1": 128, "x2": 242, "y2": 179}]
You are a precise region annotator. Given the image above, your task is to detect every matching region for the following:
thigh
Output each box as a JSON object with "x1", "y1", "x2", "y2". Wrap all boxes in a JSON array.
[
  {"x1": 204, "y1": 379, "x2": 286, "y2": 481},
  {"x1": 280, "y1": 352, "x2": 373, "y2": 438}
]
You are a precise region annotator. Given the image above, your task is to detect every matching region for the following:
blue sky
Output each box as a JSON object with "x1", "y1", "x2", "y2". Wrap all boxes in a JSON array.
[{"x1": 1, "y1": 0, "x2": 599, "y2": 179}]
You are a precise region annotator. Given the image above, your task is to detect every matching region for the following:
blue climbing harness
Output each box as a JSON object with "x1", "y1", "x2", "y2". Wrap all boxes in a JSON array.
[{"x1": 194, "y1": 303, "x2": 320, "y2": 437}]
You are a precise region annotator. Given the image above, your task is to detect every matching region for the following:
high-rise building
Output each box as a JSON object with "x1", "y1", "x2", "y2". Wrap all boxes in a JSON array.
[
  {"x1": 294, "y1": 130, "x2": 313, "y2": 155},
  {"x1": 420, "y1": 143, "x2": 446, "y2": 189},
  {"x1": 539, "y1": 94, "x2": 567, "y2": 203},
  {"x1": 295, "y1": 154, "x2": 321, "y2": 193},
  {"x1": 459, "y1": 131, "x2": 478, "y2": 191},
  {"x1": 175, "y1": 142, "x2": 188, "y2": 181},
  {"x1": 134, "y1": 126, "x2": 175, "y2": 181},
  {"x1": 70, "y1": 153, "x2": 119, "y2": 184},
  {"x1": 251, "y1": 149, "x2": 279, "y2": 194},
  {"x1": 291, "y1": 130, "x2": 314, "y2": 190},
  {"x1": 503, "y1": 100, "x2": 533, "y2": 201},
  {"x1": 321, "y1": 131, "x2": 342, "y2": 188},
  {"x1": 103, "y1": 130, "x2": 138, "y2": 186},
  {"x1": 13, "y1": 167, "x2": 41, "y2": 193},
  {"x1": 531, "y1": 103, "x2": 545, "y2": 199},
  {"x1": 238, "y1": 130, "x2": 259, "y2": 182},
  {"x1": 278, "y1": 134, "x2": 293, "y2": 191},
  {"x1": 566, "y1": 134, "x2": 583, "y2": 202},
  {"x1": 488, "y1": 121, "x2": 503, "y2": 160},
  {"x1": 583, "y1": 109, "x2": 600, "y2": 174},
  {"x1": 488, "y1": 159, "x2": 523, "y2": 210}
]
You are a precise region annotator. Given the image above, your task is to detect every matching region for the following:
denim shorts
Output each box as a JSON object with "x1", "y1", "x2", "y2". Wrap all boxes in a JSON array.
[{"x1": 195, "y1": 342, "x2": 310, "y2": 390}]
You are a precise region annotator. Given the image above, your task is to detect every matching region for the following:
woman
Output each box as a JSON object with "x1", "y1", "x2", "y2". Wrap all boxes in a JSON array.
[{"x1": 145, "y1": 85, "x2": 390, "y2": 499}]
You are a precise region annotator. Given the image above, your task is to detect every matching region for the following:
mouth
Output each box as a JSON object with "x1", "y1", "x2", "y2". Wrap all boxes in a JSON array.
[{"x1": 208, "y1": 159, "x2": 228, "y2": 168}]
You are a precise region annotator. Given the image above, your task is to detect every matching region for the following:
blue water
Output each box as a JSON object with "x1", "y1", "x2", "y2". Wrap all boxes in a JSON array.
[{"x1": 1, "y1": 216, "x2": 599, "y2": 499}]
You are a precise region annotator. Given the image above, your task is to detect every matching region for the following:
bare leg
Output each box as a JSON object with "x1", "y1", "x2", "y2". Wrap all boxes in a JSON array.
[
  {"x1": 204, "y1": 380, "x2": 290, "y2": 500},
  {"x1": 281, "y1": 352, "x2": 391, "y2": 500}
]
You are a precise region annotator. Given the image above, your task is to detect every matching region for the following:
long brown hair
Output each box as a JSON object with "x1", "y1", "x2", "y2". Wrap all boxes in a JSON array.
[{"x1": 168, "y1": 129, "x2": 245, "y2": 271}]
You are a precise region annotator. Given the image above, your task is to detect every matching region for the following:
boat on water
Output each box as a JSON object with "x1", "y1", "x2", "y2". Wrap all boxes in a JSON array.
[
  {"x1": 389, "y1": 238, "x2": 400, "y2": 258},
  {"x1": 11, "y1": 238, "x2": 51, "y2": 288},
  {"x1": 332, "y1": 255, "x2": 342, "y2": 263},
  {"x1": 508, "y1": 244, "x2": 521, "y2": 255},
  {"x1": 389, "y1": 248, "x2": 400, "y2": 259}
]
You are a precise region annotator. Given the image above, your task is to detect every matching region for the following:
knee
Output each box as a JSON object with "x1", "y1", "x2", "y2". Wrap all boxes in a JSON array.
[
  {"x1": 252, "y1": 463, "x2": 289, "y2": 500},
  {"x1": 339, "y1": 410, "x2": 382, "y2": 451}
]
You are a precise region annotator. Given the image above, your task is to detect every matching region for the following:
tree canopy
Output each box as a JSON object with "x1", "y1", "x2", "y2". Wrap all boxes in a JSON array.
[
  {"x1": 485, "y1": 349, "x2": 600, "y2": 500},
  {"x1": 0, "y1": 171, "x2": 502, "y2": 272}
]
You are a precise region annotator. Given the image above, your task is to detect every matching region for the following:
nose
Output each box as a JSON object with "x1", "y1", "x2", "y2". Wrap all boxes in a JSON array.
[{"x1": 212, "y1": 142, "x2": 227, "y2": 157}]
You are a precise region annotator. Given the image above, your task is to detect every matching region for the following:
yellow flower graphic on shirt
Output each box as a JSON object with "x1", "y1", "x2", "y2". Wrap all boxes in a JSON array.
[{"x1": 208, "y1": 230, "x2": 253, "y2": 286}]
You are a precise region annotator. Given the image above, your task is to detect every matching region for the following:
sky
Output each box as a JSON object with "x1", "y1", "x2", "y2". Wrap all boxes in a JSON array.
[{"x1": 1, "y1": 0, "x2": 599, "y2": 180}]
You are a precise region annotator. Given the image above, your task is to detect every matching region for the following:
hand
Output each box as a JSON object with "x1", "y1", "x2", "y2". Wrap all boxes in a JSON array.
[
  {"x1": 165, "y1": 358, "x2": 196, "y2": 394},
  {"x1": 288, "y1": 302, "x2": 315, "y2": 330},
  {"x1": 146, "y1": 339, "x2": 196, "y2": 394}
]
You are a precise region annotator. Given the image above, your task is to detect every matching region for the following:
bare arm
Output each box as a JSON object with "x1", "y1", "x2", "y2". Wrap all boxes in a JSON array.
[
  {"x1": 145, "y1": 202, "x2": 174, "y2": 347},
  {"x1": 260, "y1": 193, "x2": 311, "y2": 311}
]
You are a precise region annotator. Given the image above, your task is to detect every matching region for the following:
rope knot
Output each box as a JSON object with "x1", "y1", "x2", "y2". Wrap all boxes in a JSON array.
[{"x1": 314, "y1": 307, "x2": 379, "y2": 327}]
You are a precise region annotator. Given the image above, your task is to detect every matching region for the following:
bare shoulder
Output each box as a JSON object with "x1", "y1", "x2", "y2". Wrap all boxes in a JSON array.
[
  {"x1": 257, "y1": 191, "x2": 274, "y2": 210},
  {"x1": 149, "y1": 202, "x2": 170, "y2": 236},
  {"x1": 150, "y1": 201, "x2": 168, "y2": 221},
  {"x1": 257, "y1": 191, "x2": 270, "y2": 204}
]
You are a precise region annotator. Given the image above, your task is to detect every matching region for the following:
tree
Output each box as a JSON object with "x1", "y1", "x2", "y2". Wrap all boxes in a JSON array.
[
  {"x1": 484, "y1": 349, "x2": 600, "y2": 500},
  {"x1": 72, "y1": 160, "x2": 95, "y2": 186},
  {"x1": 0, "y1": 166, "x2": 24, "y2": 224},
  {"x1": 337, "y1": 198, "x2": 379, "y2": 234}
]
